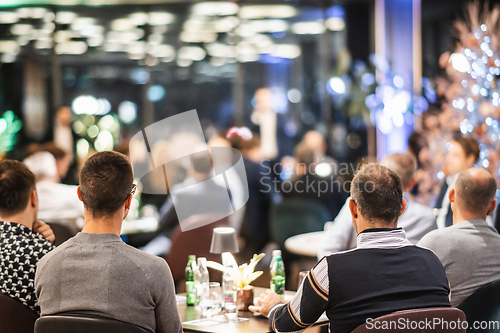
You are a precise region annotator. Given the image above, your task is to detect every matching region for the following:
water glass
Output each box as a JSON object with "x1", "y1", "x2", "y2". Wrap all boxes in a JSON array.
[{"x1": 199, "y1": 282, "x2": 223, "y2": 318}]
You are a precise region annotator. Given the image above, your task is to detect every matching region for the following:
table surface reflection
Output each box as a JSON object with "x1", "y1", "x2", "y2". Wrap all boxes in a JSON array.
[{"x1": 177, "y1": 287, "x2": 328, "y2": 333}]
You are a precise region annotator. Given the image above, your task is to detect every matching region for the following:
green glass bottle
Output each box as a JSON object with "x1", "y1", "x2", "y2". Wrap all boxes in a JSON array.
[
  {"x1": 270, "y1": 250, "x2": 285, "y2": 298},
  {"x1": 186, "y1": 255, "x2": 197, "y2": 306}
]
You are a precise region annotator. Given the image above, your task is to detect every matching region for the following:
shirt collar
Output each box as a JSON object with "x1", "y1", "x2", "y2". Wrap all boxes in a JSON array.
[
  {"x1": 446, "y1": 173, "x2": 459, "y2": 186},
  {"x1": 0, "y1": 220, "x2": 34, "y2": 237},
  {"x1": 357, "y1": 227, "x2": 413, "y2": 249}
]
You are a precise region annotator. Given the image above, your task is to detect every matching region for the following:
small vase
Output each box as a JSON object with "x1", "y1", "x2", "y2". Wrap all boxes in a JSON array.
[{"x1": 236, "y1": 285, "x2": 254, "y2": 311}]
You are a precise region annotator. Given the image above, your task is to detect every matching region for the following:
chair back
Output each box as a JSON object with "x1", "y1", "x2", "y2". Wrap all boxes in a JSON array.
[
  {"x1": 35, "y1": 315, "x2": 148, "y2": 333},
  {"x1": 166, "y1": 214, "x2": 228, "y2": 283},
  {"x1": 0, "y1": 292, "x2": 39, "y2": 333},
  {"x1": 46, "y1": 222, "x2": 76, "y2": 246},
  {"x1": 352, "y1": 308, "x2": 466, "y2": 333},
  {"x1": 458, "y1": 278, "x2": 500, "y2": 332},
  {"x1": 269, "y1": 199, "x2": 332, "y2": 250}
]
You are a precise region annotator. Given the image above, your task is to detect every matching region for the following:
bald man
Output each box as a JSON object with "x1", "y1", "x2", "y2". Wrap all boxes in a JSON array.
[{"x1": 418, "y1": 168, "x2": 500, "y2": 307}]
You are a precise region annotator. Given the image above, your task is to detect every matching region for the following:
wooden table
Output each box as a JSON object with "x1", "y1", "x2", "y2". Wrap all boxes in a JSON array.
[
  {"x1": 284, "y1": 231, "x2": 326, "y2": 257},
  {"x1": 178, "y1": 287, "x2": 328, "y2": 333}
]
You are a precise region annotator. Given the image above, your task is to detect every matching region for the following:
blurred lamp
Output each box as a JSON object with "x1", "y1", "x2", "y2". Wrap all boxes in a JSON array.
[{"x1": 210, "y1": 227, "x2": 239, "y2": 254}]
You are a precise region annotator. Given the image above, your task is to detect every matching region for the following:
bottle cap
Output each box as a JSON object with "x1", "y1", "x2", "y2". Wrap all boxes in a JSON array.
[
  {"x1": 272, "y1": 250, "x2": 282, "y2": 257},
  {"x1": 188, "y1": 255, "x2": 196, "y2": 261}
]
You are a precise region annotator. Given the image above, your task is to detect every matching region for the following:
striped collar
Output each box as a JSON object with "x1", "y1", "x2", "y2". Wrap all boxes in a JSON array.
[{"x1": 356, "y1": 228, "x2": 413, "y2": 249}]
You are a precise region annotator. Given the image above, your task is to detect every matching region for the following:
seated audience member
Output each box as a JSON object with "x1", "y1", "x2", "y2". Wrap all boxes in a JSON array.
[
  {"x1": 435, "y1": 137, "x2": 479, "y2": 228},
  {"x1": 0, "y1": 160, "x2": 55, "y2": 313},
  {"x1": 282, "y1": 142, "x2": 343, "y2": 218},
  {"x1": 23, "y1": 152, "x2": 84, "y2": 231},
  {"x1": 250, "y1": 163, "x2": 450, "y2": 333},
  {"x1": 140, "y1": 151, "x2": 231, "y2": 256},
  {"x1": 418, "y1": 168, "x2": 500, "y2": 307},
  {"x1": 318, "y1": 153, "x2": 437, "y2": 258},
  {"x1": 44, "y1": 142, "x2": 72, "y2": 183},
  {"x1": 35, "y1": 151, "x2": 182, "y2": 333}
]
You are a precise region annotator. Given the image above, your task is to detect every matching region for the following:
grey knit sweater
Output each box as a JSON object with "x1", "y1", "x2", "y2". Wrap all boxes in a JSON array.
[{"x1": 35, "y1": 232, "x2": 182, "y2": 333}]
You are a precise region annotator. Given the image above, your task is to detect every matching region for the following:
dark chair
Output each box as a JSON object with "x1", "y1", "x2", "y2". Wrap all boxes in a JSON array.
[
  {"x1": 352, "y1": 308, "x2": 466, "y2": 333},
  {"x1": 46, "y1": 222, "x2": 77, "y2": 246},
  {"x1": 269, "y1": 198, "x2": 332, "y2": 251},
  {"x1": 166, "y1": 214, "x2": 228, "y2": 286},
  {"x1": 458, "y1": 278, "x2": 500, "y2": 332},
  {"x1": 0, "y1": 292, "x2": 39, "y2": 333},
  {"x1": 35, "y1": 314, "x2": 149, "y2": 333}
]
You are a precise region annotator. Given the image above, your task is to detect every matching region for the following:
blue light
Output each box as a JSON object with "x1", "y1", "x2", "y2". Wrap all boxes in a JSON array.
[
  {"x1": 326, "y1": 6, "x2": 344, "y2": 19},
  {"x1": 147, "y1": 85, "x2": 165, "y2": 102}
]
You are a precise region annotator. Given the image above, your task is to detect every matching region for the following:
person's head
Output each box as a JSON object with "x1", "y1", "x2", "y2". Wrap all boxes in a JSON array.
[
  {"x1": 78, "y1": 151, "x2": 134, "y2": 219},
  {"x1": 190, "y1": 152, "x2": 212, "y2": 180},
  {"x1": 294, "y1": 142, "x2": 316, "y2": 175},
  {"x1": 349, "y1": 163, "x2": 406, "y2": 233},
  {"x1": 302, "y1": 131, "x2": 327, "y2": 156},
  {"x1": 55, "y1": 106, "x2": 72, "y2": 127},
  {"x1": 381, "y1": 153, "x2": 417, "y2": 191},
  {"x1": 0, "y1": 160, "x2": 37, "y2": 224},
  {"x1": 23, "y1": 152, "x2": 58, "y2": 183},
  {"x1": 445, "y1": 137, "x2": 480, "y2": 175},
  {"x1": 450, "y1": 168, "x2": 497, "y2": 222}
]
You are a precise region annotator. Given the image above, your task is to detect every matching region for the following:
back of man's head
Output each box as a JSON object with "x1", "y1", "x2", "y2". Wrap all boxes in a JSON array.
[
  {"x1": 381, "y1": 153, "x2": 417, "y2": 190},
  {"x1": 294, "y1": 142, "x2": 316, "y2": 169},
  {"x1": 79, "y1": 151, "x2": 134, "y2": 217},
  {"x1": 0, "y1": 160, "x2": 36, "y2": 217},
  {"x1": 351, "y1": 163, "x2": 403, "y2": 224},
  {"x1": 455, "y1": 168, "x2": 497, "y2": 217},
  {"x1": 23, "y1": 152, "x2": 58, "y2": 182}
]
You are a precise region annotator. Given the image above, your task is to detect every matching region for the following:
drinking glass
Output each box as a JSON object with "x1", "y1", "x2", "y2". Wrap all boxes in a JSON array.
[{"x1": 199, "y1": 282, "x2": 223, "y2": 318}]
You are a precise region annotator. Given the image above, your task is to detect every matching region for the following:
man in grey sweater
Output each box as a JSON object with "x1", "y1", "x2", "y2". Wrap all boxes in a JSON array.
[
  {"x1": 418, "y1": 168, "x2": 500, "y2": 307},
  {"x1": 35, "y1": 151, "x2": 183, "y2": 333}
]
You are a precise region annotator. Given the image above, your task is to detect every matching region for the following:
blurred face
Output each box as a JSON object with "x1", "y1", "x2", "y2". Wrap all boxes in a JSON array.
[{"x1": 446, "y1": 141, "x2": 475, "y2": 175}]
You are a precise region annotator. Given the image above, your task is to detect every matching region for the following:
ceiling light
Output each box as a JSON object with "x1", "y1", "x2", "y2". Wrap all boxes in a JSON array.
[
  {"x1": 55, "y1": 41, "x2": 88, "y2": 55},
  {"x1": 148, "y1": 33, "x2": 163, "y2": 45},
  {"x1": 127, "y1": 41, "x2": 146, "y2": 55},
  {"x1": 326, "y1": 18, "x2": 345, "y2": 31},
  {"x1": 151, "y1": 44, "x2": 175, "y2": 58},
  {"x1": 292, "y1": 21, "x2": 326, "y2": 35},
  {"x1": 148, "y1": 12, "x2": 175, "y2": 26},
  {"x1": 178, "y1": 46, "x2": 206, "y2": 61},
  {"x1": 183, "y1": 20, "x2": 213, "y2": 32},
  {"x1": 236, "y1": 41, "x2": 259, "y2": 55},
  {"x1": 16, "y1": 36, "x2": 29, "y2": 46},
  {"x1": 237, "y1": 54, "x2": 260, "y2": 62},
  {"x1": 43, "y1": 12, "x2": 55, "y2": 23},
  {"x1": 41, "y1": 23, "x2": 55, "y2": 33},
  {"x1": 0, "y1": 41, "x2": 20, "y2": 53},
  {"x1": 272, "y1": 44, "x2": 301, "y2": 59},
  {"x1": 177, "y1": 57, "x2": 193, "y2": 67},
  {"x1": 180, "y1": 31, "x2": 217, "y2": 43},
  {"x1": 235, "y1": 24, "x2": 255, "y2": 37},
  {"x1": 81, "y1": 25, "x2": 104, "y2": 37},
  {"x1": 192, "y1": 2, "x2": 239, "y2": 16},
  {"x1": 11, "y1": 24, "x2": 32, "y2": 36},
  {"x1": 16, "y1": 8, "x2": 31, "y2": 19},
  {"x1": 1, "y1": 53, "x2": 16, "y2": 63},
  {"x1": 55, "y1": 30, "x2": 72, "y2": 43},
  {"x1": 30, "y1": 8, "x2": 47, "y2": 19},
  {"x1": 55, "y1": 11, "x2": 77, "y2": 24},
  {"x1": 206, "y1": 43, "x2": 236, "y2": 58},
  {"x1": 129, "y1": 12, "x2": 149, "y2": 26},
  {"x1": 213, "y1": 16, "x2": 240, "y2": 32},
  {"x1": 104, "y1": 42, "x2": 125, "y2": 52},
  {"x1": 111, "y1": 18, "x2": 136, "y2": 31},
  {"x1": 34, "y1": 40, "x2": 53, "y2": 49},
  {"x1": 0, "y1": 12, "x2": 18, "y2": 24},
  {"x1": 87, "y1": 35, "x2": 103, "y2": 47},
  {"x1": 239, "y1": 5, "x2": 297, "y2": 19},
  {"x1": 249, "y1": 20, "x2": 288, "y2": 33},
  {"x1": 72, "y1": 17, "x2": 96, "y2": 31}
]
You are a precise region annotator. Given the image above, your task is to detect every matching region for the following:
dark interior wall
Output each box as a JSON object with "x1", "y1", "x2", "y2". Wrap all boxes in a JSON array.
[{"x1": 344, "y1": 1, "x2": 372, "y2": 63}]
